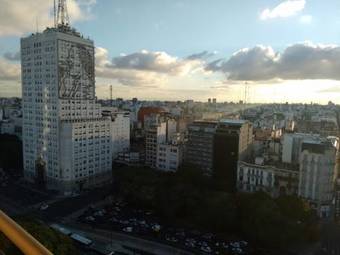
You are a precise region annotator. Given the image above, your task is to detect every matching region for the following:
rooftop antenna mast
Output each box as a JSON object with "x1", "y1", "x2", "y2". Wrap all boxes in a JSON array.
[
  {"x1": 54, "y1": 0, "x2": 57, "y2": 28},
  {"x1": 110, "y1": 85, "x2": 113, "y2": 107},
  {"x1": 56, "y1": 0, "x2": 70, "y2": 27}
]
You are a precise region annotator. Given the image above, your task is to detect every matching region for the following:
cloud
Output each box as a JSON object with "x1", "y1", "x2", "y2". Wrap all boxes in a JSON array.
[
  {"x1": 318, "y1": 85, "x2": 340, "y2": 94},
  {"x1": 0, "y1": 0, "x2": 96, "y2": 37},
  {"x1": 0, "y1": 58, "x2": 20, "y2": 81},
  {"x1": 95, "y1": 47, "x2": 204, "y2": 86},
  {"x1": 299, "y1": 15, "x2": 312, "y2": 24},
  {"x1": 207, "y1": 42, "x2": 340, "y2": 81},
  {"x1": 260, "y1": 0, "x2": 306, "y2": 20},
  {"x1": 3, "y1": 51, "x2": 20, "y2": 61},
  {"x1": 186, "y1": 51, "x2": 217, "y2": 60},
  {"x1": 110, "y1": 50, "x2": 202, "y2": 75}
]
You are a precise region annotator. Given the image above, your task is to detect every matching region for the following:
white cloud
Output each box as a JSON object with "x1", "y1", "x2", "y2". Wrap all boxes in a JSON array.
[
  {"x1": 207, "y1": 42, "x2": 340, "y2": 81},
  {"x1": 260, "y1": 0, "x2": 306, "y2": 20},
  {"x1": 0, "y1": 0, "x2": 96, "y2": 37},
  {"x1": 299, "y1": 15, "x2": 313, "y2": 24},
  {"x1": 0, "y1": 58, "x2": 20, "y2": 81},
  {"x1": 95, "y1": 47, "x2": 205, "y2": 86}
]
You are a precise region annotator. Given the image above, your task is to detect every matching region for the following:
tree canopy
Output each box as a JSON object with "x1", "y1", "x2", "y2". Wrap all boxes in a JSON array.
[{"x1": 113, "y1": 165, "x2": 320, "y2": 250}]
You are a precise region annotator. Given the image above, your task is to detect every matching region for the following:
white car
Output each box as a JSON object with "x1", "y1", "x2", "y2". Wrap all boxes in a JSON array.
[
  {"x1": 40, "y1": 203, "x2": 49, "y2": 210},
  {"x1": 123, "y1": 227, "x2": 133, "y2": 233},
  {"x1": 201, "y1": 246, "x2": 212, "y2": 253}
]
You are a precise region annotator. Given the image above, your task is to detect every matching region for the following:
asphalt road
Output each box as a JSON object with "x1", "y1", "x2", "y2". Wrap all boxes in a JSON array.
[{"x1": 64, "y1": 222, "x2": 194, "y2": 255}]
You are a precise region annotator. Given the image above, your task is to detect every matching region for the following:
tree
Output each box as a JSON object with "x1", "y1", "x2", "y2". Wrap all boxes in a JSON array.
[{"x1": 0, "y1": 218, "x2": 79, "y2": 255}]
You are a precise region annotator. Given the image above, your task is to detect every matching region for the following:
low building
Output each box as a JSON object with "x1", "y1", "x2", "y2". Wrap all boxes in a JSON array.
[
  {"x1": 116, "y1": 151, "x2": 144, "y2": 166},
  {"x1": 237, "y1": 160, "x2": 299, "y2": 197}
]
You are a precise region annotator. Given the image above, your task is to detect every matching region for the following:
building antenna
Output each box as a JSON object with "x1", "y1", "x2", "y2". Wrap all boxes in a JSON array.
[
  {"x1": 54, "y1": 0, "x2": 57, "y2": 28},
  {"x1": 56, "y1": 0, "x2": 70, "y2": 26},
  {"x1": 110, "y1": 85, "x2": 113, "y2": 107}
]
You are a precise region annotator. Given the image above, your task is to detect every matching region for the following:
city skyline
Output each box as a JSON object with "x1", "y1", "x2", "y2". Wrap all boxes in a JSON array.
[{"x1": 1, "y1": 0, "x2": 340, "y2": 103}]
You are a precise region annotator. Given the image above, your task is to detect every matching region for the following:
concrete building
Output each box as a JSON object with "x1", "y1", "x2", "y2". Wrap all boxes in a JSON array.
[
  {"x1": 282, "y1": 133, "x2": 320, "y2": 164},
  {"x1": 237, "y1": 160, "x2": 299, "y2": 197},
  {"x1": 186, "y1": 119, "x2": 253, "y2": 191},
  {"x1": 116, "y1": 151, "x2": 144, "y2": 166},
  {"x1": 0, "y1": 117, "x2": 22, "y2": 138},
  {"x1": 298, "y1": 140, "x2": 336, "y2": 218},
  {"x1": 213, "y1": 119, "x2": 253, "y2": 192},
  {"x1": 102, "y1": 109, "x2": 130, "y2": 159},
  {"x1": 186, "y1": 121, "x2": 217, "y2": 173},
  {"x1": 157, "y1": 141, "x2": 183, "y2": 172},
  {"x1": 21, "y1": 17, "x2": 112, "y2": 193},
  {"x1": 145, "y1": 122, "x2": 167, "y2": 168}
]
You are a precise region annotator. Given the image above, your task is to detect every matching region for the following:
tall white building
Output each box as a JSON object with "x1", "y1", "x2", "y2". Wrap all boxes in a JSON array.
[
  {"x1": 282, "y1": 133, "x2": 320, "y2": 164},
  {"x1": 103, "y1": 110, "x2": 130, "y2": 159},
  {"x1": 157, "y1": 139, "x2": 183, "y2": 172},
  {"x1": 21, "y1": 8, "x2": 112, "y2": 193},
  {"x1": 298, "y1": 140, "x2": 336, "y2": 218},
  {"x1": 145, "y1": 122, "x2": 167, "y2": 168}
]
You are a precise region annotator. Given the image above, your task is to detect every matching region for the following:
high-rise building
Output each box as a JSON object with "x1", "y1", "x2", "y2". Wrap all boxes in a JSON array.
[
  {"x1": 186, "y1": 119, "x2": 253, "y2": 190},
  {"x1": 186, "y1": 121, "x2": 218, "y2": 173},
  {"x1": 145, "y1": 122, "x2": 167, "y2": 168},
  {"x1": 21, "y1": 3, "x2": 112, "y2": 193},
  {"x1": 298, "y1": 140, "x2": 336, "y2": 218},
  {"x1": 282, "y1": 133, "x2": 320, "y2": 164},
  {"x1": 102, "y1": 109, "x2": 130, "y2": 159},
  {"x1": 213, "y1": 119, "x2": 253, "y2": 192}
]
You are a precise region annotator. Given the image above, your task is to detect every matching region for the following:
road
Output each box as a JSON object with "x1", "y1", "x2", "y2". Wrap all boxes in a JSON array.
[{"x1": 63, "y1": 222, "x2": 194, "y2": 255}]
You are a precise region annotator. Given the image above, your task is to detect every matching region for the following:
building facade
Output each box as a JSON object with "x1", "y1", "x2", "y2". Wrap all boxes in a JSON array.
[
  {"x1": 21, "y1": 24, "x2": 112, "y2": 193},
  {"x1": 237, "y1": 160, "x2": 299, "y2": 197},
  {"x1": 186, "y1": 121, "x2": 217, "y2": 173},
  {"x1": 109, "y1": 112, "x2": 130, "y2": 159},
  {"x1": 157, "y1": 142, "x2": 183, "y2": 172},
  {"x1": 298, "y1": 140, "x2": 336, "y2": 218},
  {"x1": 213, "y1": 119, "x2": 253, "y2": 192},
  {"x1": 145, "y1": 122, "x2": 167, "y2": 168}
]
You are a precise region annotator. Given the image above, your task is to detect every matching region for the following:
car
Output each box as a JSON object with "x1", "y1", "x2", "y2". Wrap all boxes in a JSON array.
[
  {"x1": 165, "y1": 236, "x2": 178, "y2": 242},
  {"x1": 123, "y1": 227, "x2": 133, "y2": 233},
  {"x1": 152, "y1": 224, "x2": 161, "y2": 232},
  {"x1": 85, "y1": 216, "x2": 95, "y2": 222},
  {"x1": 201, "y1": 246, "x2": 212, "y2": 253},
  {"x1": 40, "y1": 203, "x2": 49, "y2": 210}
]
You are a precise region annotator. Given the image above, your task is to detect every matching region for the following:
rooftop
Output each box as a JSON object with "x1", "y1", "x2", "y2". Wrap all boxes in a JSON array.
[{"x1": 219, "y1": 119, "x2": 247, "y2": 125}]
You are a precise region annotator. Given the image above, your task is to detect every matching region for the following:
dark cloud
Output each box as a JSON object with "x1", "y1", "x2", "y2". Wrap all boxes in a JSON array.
[
  {"x1": 186, "y1": 51, "x2": 216, "y2": 60},
  {"x1": 3, "y1": 51, "x2": 20, "y2": 61},
  {"x1": 207, "y1": 43, "x2": 340, "y2": 81}
]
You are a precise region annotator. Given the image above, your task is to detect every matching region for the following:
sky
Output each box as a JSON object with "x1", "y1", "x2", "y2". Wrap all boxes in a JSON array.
[{"x1": 1, "y1": 0, "x2": 340, "y2": 103}]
